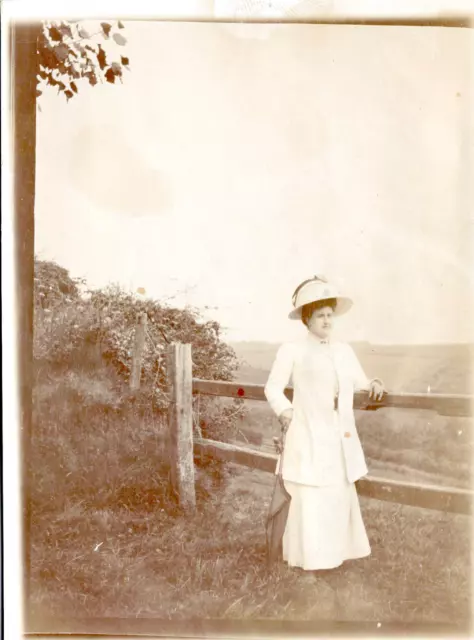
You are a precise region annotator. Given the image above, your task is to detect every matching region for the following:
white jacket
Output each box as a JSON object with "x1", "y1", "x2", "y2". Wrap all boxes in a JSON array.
[{"x1": 264, "y1": 333, "x2": 377, "y2": 486}]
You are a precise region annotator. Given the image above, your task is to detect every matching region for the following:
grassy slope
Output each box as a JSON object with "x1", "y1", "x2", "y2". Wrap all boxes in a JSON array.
[
  {"x1": 29, "y1": 343, "x2": 473, "y2": 626},
  {"x1": 233, "y1": 402, "x2": 472, "y2": 489},
  {"x1": 31, "y1": 461, "x2": 470, "y2": 624},
  {"x1": 231, "y1": 340, "x2": 473, "y2": 489}
]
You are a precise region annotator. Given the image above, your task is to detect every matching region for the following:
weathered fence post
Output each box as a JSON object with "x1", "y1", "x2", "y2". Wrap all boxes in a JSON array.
[
  {"x1": 130, "y1": 312, "x2": 147, "y2": 391},
  {"x1": 167, "y1": 343, "x2": 196, "y2": 510}
]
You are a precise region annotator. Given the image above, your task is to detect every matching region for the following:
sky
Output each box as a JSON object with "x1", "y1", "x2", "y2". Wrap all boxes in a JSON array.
[{"x1": 34, "y1": 20, "x2": 474, "y2": 345}]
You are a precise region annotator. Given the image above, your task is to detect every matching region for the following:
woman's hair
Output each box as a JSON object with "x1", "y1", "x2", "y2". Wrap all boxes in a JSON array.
[{"x1": 301, "y1": 298, "x2": 337, "y2": 326}]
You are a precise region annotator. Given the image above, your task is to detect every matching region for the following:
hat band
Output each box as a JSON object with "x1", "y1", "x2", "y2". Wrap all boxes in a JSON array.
[{"x1": 291, "y1": 275, "x2": 329, "y2": 305}]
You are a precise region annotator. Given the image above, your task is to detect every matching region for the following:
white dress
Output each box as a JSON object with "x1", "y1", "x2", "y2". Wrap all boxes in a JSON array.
[{"x1": 264, "y1": 333, "x2": 373, "y2": 571}]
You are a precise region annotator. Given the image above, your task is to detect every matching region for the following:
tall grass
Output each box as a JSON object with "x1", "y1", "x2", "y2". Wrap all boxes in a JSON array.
[{"x1": 29, "y1": 356, "x2": 236, "y2": 621}]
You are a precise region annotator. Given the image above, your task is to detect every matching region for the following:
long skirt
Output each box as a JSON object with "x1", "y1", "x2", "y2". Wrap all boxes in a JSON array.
[{"x1": 282, "y1": 447, "x2": 371, "y2": 571}]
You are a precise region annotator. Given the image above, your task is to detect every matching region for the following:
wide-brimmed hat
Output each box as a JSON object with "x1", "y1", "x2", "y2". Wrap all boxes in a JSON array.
[{"x1": 289, "y1": 276, "x2": 353, "y2": 320}]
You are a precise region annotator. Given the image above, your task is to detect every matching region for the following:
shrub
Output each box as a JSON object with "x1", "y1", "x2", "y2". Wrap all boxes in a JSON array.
[
  {"x1": 34, "y1": 259, "x2": 242, "y2": 413},
  {"x1": 31, "y1": 258, "x2": 246, "y2": 516}
]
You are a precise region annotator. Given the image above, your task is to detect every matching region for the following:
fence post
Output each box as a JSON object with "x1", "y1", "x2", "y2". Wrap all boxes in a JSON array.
[
  {"x1": 130, "y1": 312, "x2": 147, "y2": 391},
  {"x1": 167, "y1": 343, "x2": 196, "y2": 510}
]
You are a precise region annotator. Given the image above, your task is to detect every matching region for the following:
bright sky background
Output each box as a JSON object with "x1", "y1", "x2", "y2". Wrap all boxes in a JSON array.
[{"x1": 34, "y1": 20, "x2": 474, "y2": 345}]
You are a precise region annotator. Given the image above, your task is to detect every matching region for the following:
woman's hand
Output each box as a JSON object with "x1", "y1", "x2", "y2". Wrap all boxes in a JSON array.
[
  {"x1": 273, "y1": 436, "x2": 284, "y2": 454},
  {"x1": 369, "y1": 379, "x2": 385, "y2": 401},
  {"x1": 278, "y1": 408, "x2": 293, "y2": 434}
]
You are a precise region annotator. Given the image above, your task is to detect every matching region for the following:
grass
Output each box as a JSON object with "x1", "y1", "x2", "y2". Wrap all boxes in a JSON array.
[
  {"x1": 234, "y1": 401, "x2": 473, "y2": 488},
  {"x1": 30, "y1": 463, "x2": 470, "y2": 624},
  {"x1": 28, "y1": 357, "x2": 473, "y2": 628}
]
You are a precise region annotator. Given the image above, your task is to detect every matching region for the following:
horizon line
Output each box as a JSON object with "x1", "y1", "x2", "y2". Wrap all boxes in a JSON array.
[{"x1": 227, "y1": 339, "x2": 474, "y2": 347}]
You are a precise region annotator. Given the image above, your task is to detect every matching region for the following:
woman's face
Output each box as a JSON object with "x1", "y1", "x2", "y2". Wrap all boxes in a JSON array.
[{"x1": 307, "y1": 305, "x2": 334, "y2": 340}]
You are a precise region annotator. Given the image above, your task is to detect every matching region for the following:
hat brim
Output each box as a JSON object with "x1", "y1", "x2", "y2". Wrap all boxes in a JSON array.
[{"x1": 288, "y1": 296, "x2": 353, "y2": 320}]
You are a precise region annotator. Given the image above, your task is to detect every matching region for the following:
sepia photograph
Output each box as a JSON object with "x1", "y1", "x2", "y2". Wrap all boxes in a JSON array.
[{"x1": 4, "y1": 1, "x2": 474, "y2": 637}]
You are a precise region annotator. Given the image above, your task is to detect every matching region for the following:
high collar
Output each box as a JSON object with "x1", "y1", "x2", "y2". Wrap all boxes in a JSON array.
[{"x1": 306, "y1": 330, "x2": 331, "y2": 345}]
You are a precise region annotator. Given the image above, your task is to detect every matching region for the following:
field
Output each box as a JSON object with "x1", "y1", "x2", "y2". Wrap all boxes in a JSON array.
[
  {"x1": 28, "y1": 341, "x2": 473, "y2": 632},
  {"x1": 231, "y1": 340, "x2": 474, "y2": 394},
  {"x1": 231, "y1": 340, "x2": 473, "y2": 489}
]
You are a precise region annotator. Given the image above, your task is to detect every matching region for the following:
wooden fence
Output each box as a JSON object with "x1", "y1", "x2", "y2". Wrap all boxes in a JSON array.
[
  {"x1": 128, "y1": 322, "x2": 473, "y2": 516},
  {"x1": 162, "y1": 342, "x2": 474, "y2": 516}
]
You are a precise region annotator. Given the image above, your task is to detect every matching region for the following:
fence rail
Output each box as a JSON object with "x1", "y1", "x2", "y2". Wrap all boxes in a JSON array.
[
  {"x1": 165, "y1": 343, "x2": 473, "y2": 516},
  {"x1": 194, "y1": 438, "x2": 472, "y2": 514},
  {"x1": 193, "y1": 378, "x2": 474, "y2": 417}
]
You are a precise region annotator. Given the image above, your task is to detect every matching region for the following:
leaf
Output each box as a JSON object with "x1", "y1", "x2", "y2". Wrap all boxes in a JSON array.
[
  {"x1": 87, "y1": 73, "x2": 98, "y2": 87},
  {"x1": 49, "y1": 26, "x2": 63, "y2": 42},
  {"x1": 97, "y1": 45, "x2": 107, "y2": 70},
  {"x1": 120, "y1": 56, "x2": 130, "y2": 66},
  {"x1": 36, "y1": 89, "x2": 42, "y2": 97},
  {"x1": 64, "y1": 90, "x2": 74, "y2": 100},
  {"x1": 105, "y1": 68, "x2": 115, "y2": 84},
  {"x1": 113, "y1": 33, "x2": 127, "y2": 46},
  {"x1": 59, "y1": 23, "x2": 73, "y2": 39},
  {"x1": 78, "y1": 28, "x2": 91, "y2": 39},
  {"x1": 56, "y1": 61, "x2": 68, "y2": 75},
  {"x1": 111, "y1": 62, "x2": 122, "y2": 76},
  {"x1": 118, "y1": 20, "x2": 125, "y2": 28},
  {"x1": 54, "y1": 44, "x2": 69, "y2": 61},
  {"x1": 71, "y1": 81, "x2": 78, "y2": 93},
  {"x1": 39, "y1": 47, "x2": 58, "y2": 69},
  {"x1": 101, "y1": 22, "x2": 112, "y2": 38}
]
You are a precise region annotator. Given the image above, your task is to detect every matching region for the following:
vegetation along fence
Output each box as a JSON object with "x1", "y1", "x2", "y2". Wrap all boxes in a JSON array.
[{"x1": 131, "y1": 314, "x2": 474, "y2": 516}]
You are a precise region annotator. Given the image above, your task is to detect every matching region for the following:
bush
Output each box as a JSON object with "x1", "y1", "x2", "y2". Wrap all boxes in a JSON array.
[
  {"x1": 34, "y1": 259, "x2": 242, "y2": 412},
  {"x1": 31, "y1": 258, "x2": 247, "y2": 517},
  {"x1": 87, "y1": 284, "x2": 240, "y2": 412}
]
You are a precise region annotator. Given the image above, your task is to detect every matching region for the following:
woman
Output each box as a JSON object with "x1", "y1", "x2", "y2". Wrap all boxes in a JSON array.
[{"x1": 264, "y1": 275, "x2": 384, "y2": 571}]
